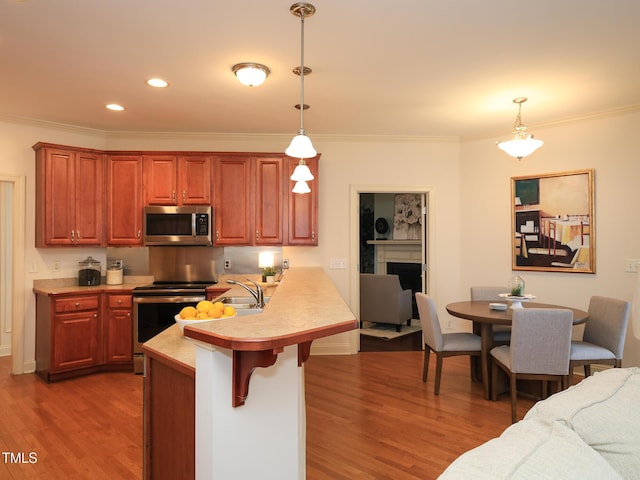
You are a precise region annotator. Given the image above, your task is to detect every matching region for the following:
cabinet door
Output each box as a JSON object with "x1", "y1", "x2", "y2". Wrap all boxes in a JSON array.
[
  {"x1": 144, "y1": 155, "x2": 178, "y2": 205},
  {"x1": 52, "y1": 310, "x2": 100, "y2": 372},
  {"x1": 106, "y1": 155, "x2": 144, "y2": 245},
  {"x1": 179, "y1": 155, "x2": 212, "y2": 205},
  {"x1": 74, "y1": 151, "x2": 104, "y2": 245},
  {"x1": 39, "y1": 148, "x2": 76, "y2": 246},
  {"x1": 287, "y1": 156, "x2": 319, "y2": 245},
  {"x1": 254, "y1": 156, "x2": 285, "y2": 245},
  {"x1": 213, "y1": 156, "x2": 252, "y2": 245},
  {"x1": 104, "y1": 303, "x2": 133, "y2": 363}
]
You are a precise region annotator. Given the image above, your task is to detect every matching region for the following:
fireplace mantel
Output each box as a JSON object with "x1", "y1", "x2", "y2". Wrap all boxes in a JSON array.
[{"x1": 367, "y1": 240, "x2": 422, "y2": 274}]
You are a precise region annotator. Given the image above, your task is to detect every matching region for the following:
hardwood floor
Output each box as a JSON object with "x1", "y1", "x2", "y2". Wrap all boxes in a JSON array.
[{"x1": 0, "y1": 352, "x2": 537, "y2": 479}]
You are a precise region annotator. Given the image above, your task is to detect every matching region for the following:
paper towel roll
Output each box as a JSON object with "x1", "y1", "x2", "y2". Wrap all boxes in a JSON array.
[{"x1": 633, "y1": 271, "x2": 640, "y2": 340}]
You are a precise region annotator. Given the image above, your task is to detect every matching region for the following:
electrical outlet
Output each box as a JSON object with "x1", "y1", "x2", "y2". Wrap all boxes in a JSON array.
[
  {"x1": 53, "y1": 260, "x2": 61, "y2": 272},
  {"x1": 283, "y1": 259, "x2": 289, "y2": 269},
  {"x1": 224, "y1": 259, "x2": 231, "y2": 269}
]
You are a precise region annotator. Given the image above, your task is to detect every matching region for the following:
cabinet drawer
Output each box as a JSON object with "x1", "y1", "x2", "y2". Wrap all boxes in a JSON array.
[
  {"x1": 54, "y1": 295, "x2": 100, "y2": 313},
  {"x1": 107, "y1": 294, "x2": 132, "y2": 309}
]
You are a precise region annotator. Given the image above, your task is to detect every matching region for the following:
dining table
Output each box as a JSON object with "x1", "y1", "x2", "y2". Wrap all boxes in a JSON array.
[{"x1": 446, "y1": 301, "x2": 589, "y2": 400}]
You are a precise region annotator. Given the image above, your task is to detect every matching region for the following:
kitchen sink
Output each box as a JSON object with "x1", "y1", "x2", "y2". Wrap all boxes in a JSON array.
[{"x1": 219, "y1": 296, "x2": 270, "y2": 311}]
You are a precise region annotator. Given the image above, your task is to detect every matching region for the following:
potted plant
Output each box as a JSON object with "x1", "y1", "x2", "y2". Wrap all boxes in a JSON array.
[{"x1": 262, "y1": 266, "x2": 277, "y2": 283}]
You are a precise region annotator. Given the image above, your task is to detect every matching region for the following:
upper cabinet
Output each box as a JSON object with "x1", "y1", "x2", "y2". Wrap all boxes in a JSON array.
[
  {"x1": 213, "y1": 155, "x2": 286, "y2": 245},
  {"x1": 34, "y1": 144, "x2": 318, "y2": 248},
  {"x1": 34, "y1": 143, "x2": 104, "y2": 247},
  {"x1": 287, "y1": 156, "x2": 319, "y2": 245},
  {"x1": 106, "y1": 154, "x2": 144, "y2": 246},
  {"x1": 143, "y1": 154, "x2": 212, "y2": 205}
]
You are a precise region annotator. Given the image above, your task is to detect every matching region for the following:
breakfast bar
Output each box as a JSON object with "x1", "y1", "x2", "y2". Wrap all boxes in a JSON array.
[{"x1": 142, "y1": 267, "x2": 357, "y2": 480}]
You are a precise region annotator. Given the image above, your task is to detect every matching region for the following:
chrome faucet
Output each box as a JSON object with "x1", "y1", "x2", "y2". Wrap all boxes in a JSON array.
[{"x1": 226, "y1": 279, "x2": 265, "y2": 308}]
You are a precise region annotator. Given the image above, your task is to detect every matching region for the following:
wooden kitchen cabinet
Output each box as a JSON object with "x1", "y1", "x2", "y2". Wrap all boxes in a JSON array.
[
  {"x1": 106, "y1": 154, "x2": 144, "y2": 245},
  {"x1": 35, "y1": 291, "x2": 134, "y2": 382},
  {"x1": 36, "y1": 293, "x2": 101, "y2": 382},
  {"x1": 143, "y1": 154, "x2": 212, "y2": 205},
  {"x1": 104, "y1": 293, "x2": 133, "y2": 364},
  {"x1": 34, "y1": 143, "x2": 104, "y2": 247},
  {"x1": 213, "y1": 155, "x2": 285, "y2": 245},
  {"x1": 287, "y1": 156, "x2": 319, "y2": 245}
]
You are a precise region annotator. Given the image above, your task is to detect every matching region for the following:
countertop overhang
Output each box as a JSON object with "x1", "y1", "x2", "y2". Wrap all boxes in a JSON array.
[{"x1": 149, "y1": 267, "x2": 358, "y2": 406}]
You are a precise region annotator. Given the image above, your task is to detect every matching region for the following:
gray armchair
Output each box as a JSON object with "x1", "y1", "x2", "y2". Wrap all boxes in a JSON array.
[{"x1": 360, "y1": 273, "x2": 413, "y2": 332}]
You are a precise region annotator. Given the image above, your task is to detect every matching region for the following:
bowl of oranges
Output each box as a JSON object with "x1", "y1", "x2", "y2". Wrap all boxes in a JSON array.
[{"x1": 175, "y1": 300, "x2": 237, "y2": 333}]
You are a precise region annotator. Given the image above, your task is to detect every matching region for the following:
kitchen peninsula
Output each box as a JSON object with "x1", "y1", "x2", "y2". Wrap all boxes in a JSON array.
[{"x1": 142, "y1": 267, "x2": 357, "y2": 480}]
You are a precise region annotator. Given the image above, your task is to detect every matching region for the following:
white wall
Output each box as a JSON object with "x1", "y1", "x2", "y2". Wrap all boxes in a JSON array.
[
  {"x1": 1, "y1": 110, "x2": 639, "y2": 369},
  {"x1": 460, "y1": 110, "x2": 640, "y2": 366}
]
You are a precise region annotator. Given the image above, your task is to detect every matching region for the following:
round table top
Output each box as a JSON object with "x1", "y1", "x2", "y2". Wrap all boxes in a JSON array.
[{"x1": 446, "y1": 301, "x2": 588, "y2": 326}]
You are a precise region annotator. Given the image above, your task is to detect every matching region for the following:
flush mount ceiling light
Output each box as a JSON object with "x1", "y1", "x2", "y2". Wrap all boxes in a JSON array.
[
  {"x1": 232, "y1": 62, "x2": 270, "y2": 87},
  {"x1": 285, "y1": 2, "x2": 317, "y2": 161},
  {"x1": 105, "y1": 103, "x2": 124, "y2": 111},
  {"x1": 497, "y1": 97, "x2": 544, "y2": 160}
]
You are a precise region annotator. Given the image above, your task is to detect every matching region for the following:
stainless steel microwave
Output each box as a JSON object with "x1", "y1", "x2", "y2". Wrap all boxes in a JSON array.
[{"x1": 143, "y1": 205, "x2": 213, "y2": 246}]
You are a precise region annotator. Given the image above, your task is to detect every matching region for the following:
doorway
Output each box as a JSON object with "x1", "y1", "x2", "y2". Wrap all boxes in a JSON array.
[
  {"x1": 0, "y1": 176, "x2": 26, "y2": 374},
  {"x1": 349, "y1": 186, "x2": 430, "y2": 353}
]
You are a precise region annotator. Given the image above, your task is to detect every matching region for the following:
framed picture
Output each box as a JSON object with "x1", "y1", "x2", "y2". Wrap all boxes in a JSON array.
[
  {"x1": 512, "y1": 169, "x2": 595, "y2": 273},
  {"x1": 393, "y1": 193, "x2": 422, "y2": 239}
]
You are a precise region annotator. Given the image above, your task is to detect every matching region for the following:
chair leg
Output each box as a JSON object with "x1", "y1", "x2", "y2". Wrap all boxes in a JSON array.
[
  {"x1": 584, "y1": 364, "x2": 592, "y2": 377},
  {"x1": 510, "y1": 374, "x2": 518, "y2": 424},
  {"x1": 434, "y1": 353, "x2": 443, "y2": 395},
  {"x1": 491, "y1": 360, "x2": 499, "y2": 401},
  {"x1": 407, "y1": 319, "x2": 412, "y2": 326},
  {"x1": 396, "y1": 324, "x2": 401, "y2": 332},
  {"x1": 422, "y1": 347, "x2": 431, "y2": 383},
  {"x1": 541, "y1": 380, "x2": 548, "y2": 399}
]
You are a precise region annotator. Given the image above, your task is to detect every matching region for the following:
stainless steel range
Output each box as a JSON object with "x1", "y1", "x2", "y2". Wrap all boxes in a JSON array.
[{"x1": 132, "y1": 246, "x2": 220, "y2": 373}]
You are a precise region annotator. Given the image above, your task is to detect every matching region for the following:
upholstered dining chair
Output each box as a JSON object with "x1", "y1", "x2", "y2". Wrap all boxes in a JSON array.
[
  {"x1": 490, "y1": 308, "x2": 573, "y2": 423},
  {"x1": 416, "y1": 293, "x2": 481, "y2": 395},
  {"x1": 570, "y1": 295, "x2": 631, "y2": 384},
  {"x1": 359, "y1": 273, "x2": 413, "y2": 331},
  {"x1": 470, "y1": 286, "x2": 511, "y2": 344}
]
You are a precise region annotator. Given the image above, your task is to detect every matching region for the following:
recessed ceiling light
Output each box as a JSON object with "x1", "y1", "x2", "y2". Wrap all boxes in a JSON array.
[
  {"x1": 147, "y1": 78, "x2": 169, "y2": 88},
  {"x1": 106, "y1": 104, "x2": 124, "y2": 111}
]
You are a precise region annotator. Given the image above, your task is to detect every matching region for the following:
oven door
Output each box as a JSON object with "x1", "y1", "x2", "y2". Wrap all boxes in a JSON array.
[{"x1": 133, "y1": 294, "x2": 205, "y2": 374}]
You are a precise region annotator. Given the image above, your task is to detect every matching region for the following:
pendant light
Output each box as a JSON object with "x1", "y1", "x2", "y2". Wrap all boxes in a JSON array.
[
  {"x1": 286, "y1": 2, "x2": 317, "y2": 165},
  {"x1": 497, "y1": 97, "x2": 544, "y2": 160}
]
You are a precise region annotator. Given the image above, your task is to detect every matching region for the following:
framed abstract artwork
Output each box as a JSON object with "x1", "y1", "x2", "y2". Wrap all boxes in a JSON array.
[{"x1": 512, "y1": 169, "x2": 595, "y2": 273}]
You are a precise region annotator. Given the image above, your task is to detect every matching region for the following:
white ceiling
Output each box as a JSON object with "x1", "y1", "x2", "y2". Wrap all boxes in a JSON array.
[{"x1": 1, "y1": 0, "x2": 639, "y2": 140}]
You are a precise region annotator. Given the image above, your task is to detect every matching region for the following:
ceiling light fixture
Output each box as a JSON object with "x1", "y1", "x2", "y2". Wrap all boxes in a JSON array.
[
  {"x1": 286, "y1": 2, "x2": 317, "y2": 161},
  {"x1": 105, "y1": 104, "x2": 124, "y2": 111},
  {"x1": 497, "y1": 97, "x2": 544, "y2": 160},
  {"x1": 292, "y1": 180, "x2": 311, "y2": 194},
  {"x1": 232, "y1": 63, "x2": 270, "y2": 87}
]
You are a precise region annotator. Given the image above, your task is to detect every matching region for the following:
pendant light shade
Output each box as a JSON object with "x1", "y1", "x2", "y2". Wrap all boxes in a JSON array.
[
  {"x1": 290, "y1": 159, "x2": 314, "y2": 182},
  {"x1": 497, "y1": 97, "x2": 544, "y2": 160},
  {"x1": 292, "y1": 180, "x2": 311, "y2": 194},
  {"x1": 286, "y1": 132, "x2": 317, "y2": 159}
]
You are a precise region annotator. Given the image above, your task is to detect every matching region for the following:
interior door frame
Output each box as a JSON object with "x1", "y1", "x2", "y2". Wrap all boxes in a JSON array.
[
  {"x1": 349, "y1": 185, "x2": 431, "y2": 353},
  {"x1": 0, "y1": 175, "x2": 26, "y2": 374}
]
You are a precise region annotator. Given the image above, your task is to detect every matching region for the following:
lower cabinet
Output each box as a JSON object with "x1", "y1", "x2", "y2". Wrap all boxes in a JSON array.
[{"x1": 36, "y1": 291, "x2": 133, "y2": 382}]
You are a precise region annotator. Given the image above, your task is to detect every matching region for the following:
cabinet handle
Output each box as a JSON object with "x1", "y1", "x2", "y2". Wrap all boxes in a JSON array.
[
  {"x1": 182, "y1": 191, "x2": 186, "y2": 202},
  {"x1": 216, "y1": 230, "x2": 219, "y2": 240},
  {"x1": 172, "y1": 190, "x2": 176, "y2": 203},
  {"x1": 93, "y1": 313, "x2": 97, "y2": 318},
  {"x1": 137, "y1": 230, "x2": 141, "y2": 239},
  {"x1": 117, "y1": 299, "x2": 122, "y2": 304},
  {"x1": 256, "y1": 229, "x2": 259, "y2": 240},
  {"x1": 76, "y1": 230, "x2": 80, "y2": 242},
  {"x1": 75, "y1": 302, "x2": 80, "y2": 308},
  {"x1": 312, "y1": 231, "x2": 315, "y2": 240},
  {"x1": 71, "y1": 230, "x2": 75, "y2": 241}
]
